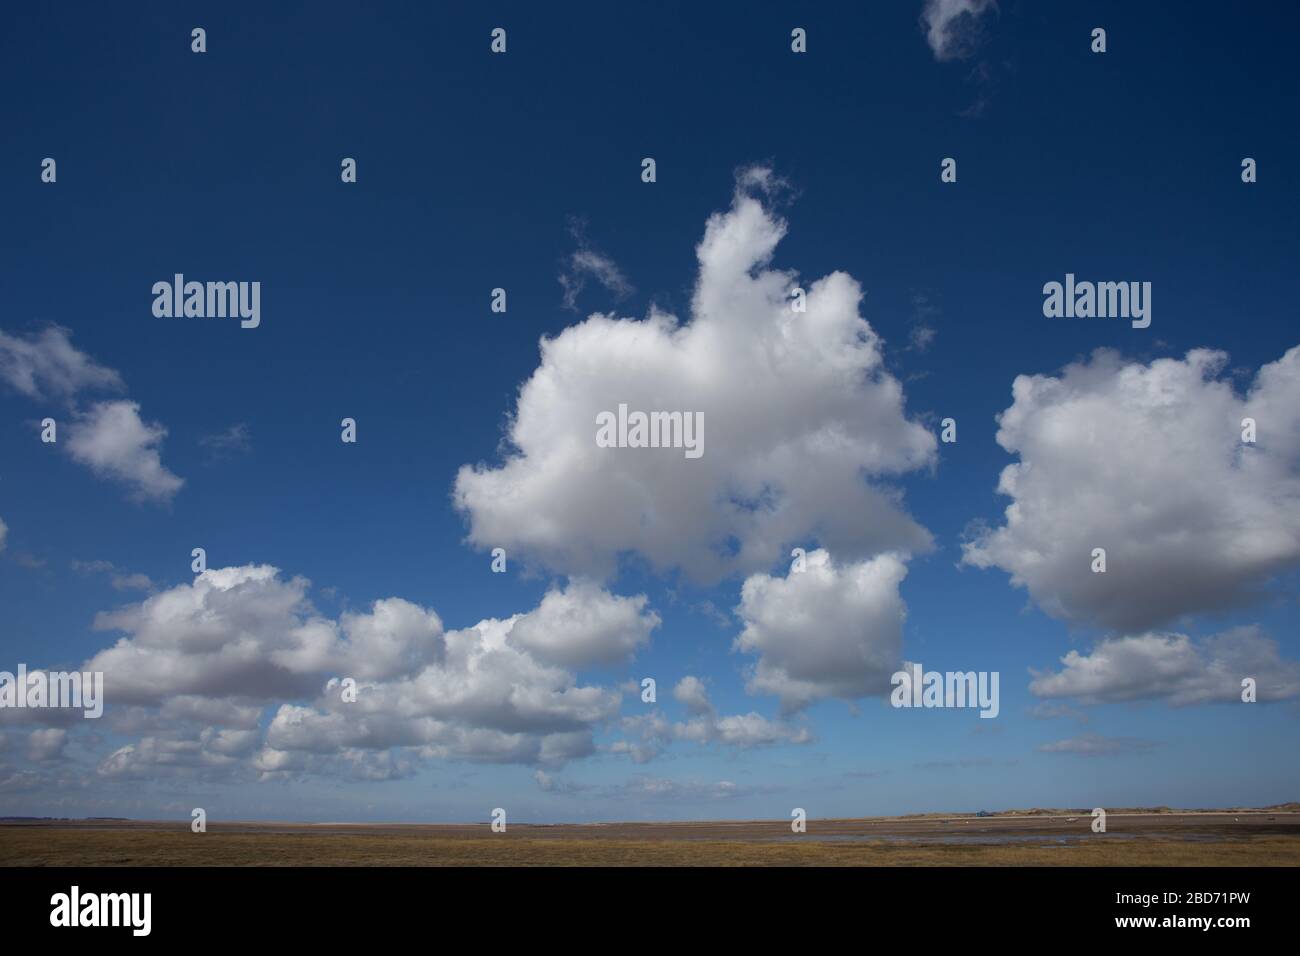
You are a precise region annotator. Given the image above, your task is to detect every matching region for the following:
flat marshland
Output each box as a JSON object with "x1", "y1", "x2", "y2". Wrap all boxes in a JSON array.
[{"x1": 4, "y1": 810, "x2": 1299, "y2": 866}]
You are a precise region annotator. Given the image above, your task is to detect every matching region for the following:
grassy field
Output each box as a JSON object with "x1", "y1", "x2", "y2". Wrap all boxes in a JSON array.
[{"x1": 4, "y1": 814, "x2": 1300, "y2": 866}]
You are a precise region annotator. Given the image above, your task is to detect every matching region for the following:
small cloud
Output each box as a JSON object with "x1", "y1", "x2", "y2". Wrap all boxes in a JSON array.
[
  {"x1": 27, "y1": 728, "x2": 68, "y2": 762},
  {"x1": 1037, "y1": 734, "x2": 1158, "y2": 757},
  {"x1": 72, "y1": 559, "x2": 115, "y2": 574},
  {"x1": 920, "y1": 0, "x2": 997, "y2": 62},
  {"x1": 111, "y1": 572, "x2": 155, "y2": 592},
  {"x1": 692, "y1": 600, "x2": 734, "y2": 629},
  {"x1": 66, "y1": 400, "x2": 183, "y2": 503},
  {"x1": 673, "y1": 676, "x2": 713, "y2": 716},
  {"x1": 842, "y1": 769, "x2": 891, "y2": 780},
  {"x1": 915, "y1": 756, "x2": 1016, "y2": 769},
  {"x1": 1027, "y1": 701, "x2": 1089, "y2": 723},
  {"x1": 0, "y1": 325, "x2": 123, "y2": 402},
  {"x1": 612, "y1": 775, "x2": 745, "y2": 801},
  {"x1": 199, "y1": 423, "x2": 252, "y2": 460},
  {"x1": 959, "y1": 61, "x2": 997, "y2": 118},
  {"x1": 611, "y1": 711, "x2": 673, "y2": 764},
  {"x1": 906, "y1": 293, "x2": 940, "y2": 353},
  {"x1": 558, "y1": 218, "x2": 634, "y2": 310},
  {"x1": 72, "y1": 559, "x2": 154, "y2": 592},
  {"x1": 533, "y1": 770, "x2": 595, "y2": 794},
  {"x1": 0, "y1": 326, "x2": 181, "y2": 501},
  {"x1": 734, "y1": 164, "x2": 793, "y2": 201}
]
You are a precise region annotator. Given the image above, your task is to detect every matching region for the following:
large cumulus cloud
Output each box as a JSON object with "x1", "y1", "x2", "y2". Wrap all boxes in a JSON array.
[
  {"x1": 71, "y1": 566, "x2": 657, "y2": 779},
  {"x1": 963, "y1": 347, "x2": 1300, "y2": 632},
  {"x1": 454, "y1": 171, "x2": 936, "y2": 583}
]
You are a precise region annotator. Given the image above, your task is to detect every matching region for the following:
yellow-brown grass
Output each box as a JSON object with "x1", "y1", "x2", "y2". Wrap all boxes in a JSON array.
[{"x1": 4, "y1": 826, "x2": 1300, "y2": 867}]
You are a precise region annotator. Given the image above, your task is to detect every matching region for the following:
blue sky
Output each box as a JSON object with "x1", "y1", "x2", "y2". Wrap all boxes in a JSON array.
[{"x1": 1, "y1": 1, "x2": 1297, "y2": 823}]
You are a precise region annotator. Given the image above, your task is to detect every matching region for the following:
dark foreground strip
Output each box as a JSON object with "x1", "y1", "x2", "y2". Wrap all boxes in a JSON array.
[{"x1": 3, "y1": 866, "x2": 1288, "y2": 940}]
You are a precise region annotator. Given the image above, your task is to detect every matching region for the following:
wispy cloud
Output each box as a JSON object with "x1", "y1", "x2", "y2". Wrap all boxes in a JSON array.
[
  {"x1": 200, "y1": 423, "x2": 252, "y2": 461},
  {"x1": 558, "y1": 218, "x2": 634, "y2": 310},
  {"x1": 0, "y1": 325, "x2": 182, "y2": 503},
  {"x1": 920, "y1": 0, "x2": 997, "y2": 62},
  {"x1": 72, "y1": 559, "x2": 155, "y2": 592},
  {"x1": 1037, "y1": 734, "x2": 1159, "y2": 757},
  {"x1": 0, "y1": 325, "x2": 122, "y2": 401},
  {"x1": 906, "y1": 292, "x2": 940, "y2": 353},
  {"x1": 1027, "y1": 701, "x2": 1089, "y2": 723}
]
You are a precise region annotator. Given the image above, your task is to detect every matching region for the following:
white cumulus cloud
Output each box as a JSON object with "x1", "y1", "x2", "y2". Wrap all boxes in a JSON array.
[
  {"x1": 67, "y1": 400, "x2": 184, "y2": 503},
  {"x1": 963, "y1": 347, "x2": 1300, "y2": 632},
  {"x1": 509, "y1": 578, "x2": 660, "y2": 668},
  {"x1": 455, "y1": 171, "x2": 936, "y2": 584},
  {"x1": 673, "y1": 675, "x2": 712, "y2": 716},
  {"x1": 1029, "y1": 627, "x2": 1300, "y2": 706},
  {"x1": 669, "y1": 675, "x2": 811, "y2": 749},
  {"x1": 0, "y1": 326, "x2": 183, "y2": 503},
  {"x1": 734, "y1": 549, "x2": 907, "y2": 713},
  {"x1": 82, "y1": 564, "x2": 657, "y2": 775}
]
